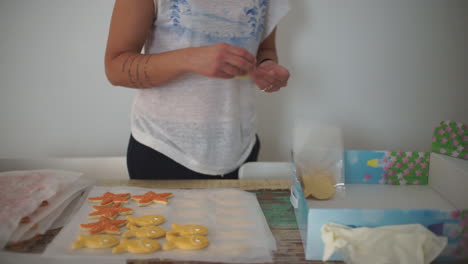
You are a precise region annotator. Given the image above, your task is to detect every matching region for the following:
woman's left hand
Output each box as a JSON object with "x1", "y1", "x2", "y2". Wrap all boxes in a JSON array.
[{"x1": 251, "y1": 60, "x2": 290, "y2": 93}]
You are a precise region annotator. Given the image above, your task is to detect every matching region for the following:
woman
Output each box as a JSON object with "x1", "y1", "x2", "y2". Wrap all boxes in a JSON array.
[{"x1": 105, "y1": 0, "x2": 290, "y2": 179}]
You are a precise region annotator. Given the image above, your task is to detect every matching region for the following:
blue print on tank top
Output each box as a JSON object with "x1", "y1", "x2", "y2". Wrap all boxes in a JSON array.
[{"x1": 162, "y1": 0, "x2": 267, "y2": 51}]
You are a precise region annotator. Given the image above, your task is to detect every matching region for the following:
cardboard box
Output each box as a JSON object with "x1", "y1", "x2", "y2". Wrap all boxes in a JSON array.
[{"x1": 290, "y1": 151, "x2": 468, "y2": 261}]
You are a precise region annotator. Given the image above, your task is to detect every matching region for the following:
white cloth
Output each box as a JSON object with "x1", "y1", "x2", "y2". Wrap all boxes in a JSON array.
[
  {"x1": 321, "y1": 223, "x2": 448, "y2": 264},
  {"x1": 131, "y1": 0, "x2": 290, "y2": 175}
]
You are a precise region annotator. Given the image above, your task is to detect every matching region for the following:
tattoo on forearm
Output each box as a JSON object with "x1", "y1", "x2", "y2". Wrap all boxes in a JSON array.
[
  {"x1": 127, "y1": 55, "x2": 139, "y2": 87},
  {"x1": 143, "y1": 55, "x2": 157, "y2": 87},
  {"x1": 121, "y1": 54, "x2": 133, "y2": 73},
  {"x1": 122, "y1": 54, "x2": 156, "y2": 88},
  {"x1": 135, "y1": 56, "x2": 145, "y2": 88}
]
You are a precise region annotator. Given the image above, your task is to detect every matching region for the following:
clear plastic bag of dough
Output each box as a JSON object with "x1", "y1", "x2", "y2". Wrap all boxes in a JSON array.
[{"x1": 293, "y1": 122, "x2": 345, "y2": 200}]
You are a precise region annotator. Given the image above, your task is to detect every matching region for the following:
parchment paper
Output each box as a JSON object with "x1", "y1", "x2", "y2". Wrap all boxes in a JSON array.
[
  {"x1": 44, "y1": 186, "x2": 277, "y2": 263},
  {"x1": 0, "y1": 170, "x2": 82, "y2": 248}
]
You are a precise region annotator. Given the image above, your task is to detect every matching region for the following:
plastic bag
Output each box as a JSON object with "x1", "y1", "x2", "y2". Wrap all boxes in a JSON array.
[{"x1": 293, "y1": 122, "x2": 345, "y2": 200}]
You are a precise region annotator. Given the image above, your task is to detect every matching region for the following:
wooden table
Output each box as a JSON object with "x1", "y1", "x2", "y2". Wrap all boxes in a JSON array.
[{"x1": 4, "y1": 179, "x2": 462, "y2": 264}]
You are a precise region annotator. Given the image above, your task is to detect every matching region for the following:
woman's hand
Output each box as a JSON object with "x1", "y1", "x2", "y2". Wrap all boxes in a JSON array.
[
  {"x1": 252, "y1": 60, "x2": 290, "y2": 93},
  {"x1": 187, "y1": 43, "x2": 256, "y2": 79}
]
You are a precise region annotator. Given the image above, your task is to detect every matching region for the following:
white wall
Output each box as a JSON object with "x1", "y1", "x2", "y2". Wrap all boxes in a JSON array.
[
  {"x1": 1, "y1": 0, "x2": 467, "y2": 161},
  {"x1": 258, "y1": 0, "x2": 468, "y2": 160},
  {"x1": 0, "y1": 0, "x2": 133, "y2": 158}
]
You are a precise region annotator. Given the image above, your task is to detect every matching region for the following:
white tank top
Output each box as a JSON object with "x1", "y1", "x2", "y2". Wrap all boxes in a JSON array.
[{"x1": 131, "y1": 0, "x2": 289, "y2": 175}]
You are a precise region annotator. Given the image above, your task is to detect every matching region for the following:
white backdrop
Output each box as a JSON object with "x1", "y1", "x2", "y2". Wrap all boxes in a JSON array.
[{"x1": 1, "y1": 0, "x2": 467, "y2": 161}]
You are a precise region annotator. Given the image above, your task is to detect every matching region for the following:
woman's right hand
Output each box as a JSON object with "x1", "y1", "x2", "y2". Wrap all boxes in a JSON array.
[{"x1": 186, "y1": 43, "x2": 256, "y2": 79}]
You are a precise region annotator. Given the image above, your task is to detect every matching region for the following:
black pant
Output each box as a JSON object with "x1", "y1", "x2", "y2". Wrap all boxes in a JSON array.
[{"x1": 126, "y1": 135, "x2": 260, "y2": 179}]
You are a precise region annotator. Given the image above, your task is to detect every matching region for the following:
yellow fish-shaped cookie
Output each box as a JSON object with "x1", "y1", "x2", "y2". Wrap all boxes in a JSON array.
[
  {"x1": 112, "y1": 238, "x2": 161, "y2": 254},
  {"x1": 123, "y1": 224, "x2": 166, "y2": 239},
  {"x1": 126, "y1": 215, "x2": 165, "y2": 226},
  {"x1": 71, "y1": 234, "x2": 120, "y2": 250},
  {"x1": 163, "y1": 235, "x2": 209, "y2": 251},
  {"x1": 166, "y1": 223, "x2": 208, "y2": 238},
  {"x1": 163, "y1": 223, "x2": 209, "y2": 251}
]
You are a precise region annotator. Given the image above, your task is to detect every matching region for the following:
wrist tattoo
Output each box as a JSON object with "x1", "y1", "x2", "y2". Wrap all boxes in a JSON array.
[
  {"x1": 143, "y1": 55, "x2": 157, "y2": 87},
  {"x1": 127, "y1": 55, "x2": 139, "y2": 87},
  {"x1": 121, "y1": 54, "x2": 133, "y2": 73},
  {"x1": 135, "y1": 56, "x2": 145, "y2": 88}
]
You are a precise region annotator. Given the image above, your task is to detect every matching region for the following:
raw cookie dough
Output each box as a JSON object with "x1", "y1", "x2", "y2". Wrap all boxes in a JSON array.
[{"x1": 301, "y1": 170, "x2": 336, "y2": 200}]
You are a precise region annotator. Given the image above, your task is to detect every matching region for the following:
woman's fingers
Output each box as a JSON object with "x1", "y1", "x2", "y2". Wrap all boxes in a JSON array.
[
  {"x1": 255, "y1": 68, "x2": 287, "y2": 88},
  {"x1": 216, "y1": 43, "x2": 255, "y2": 77},
  {"x1": 220, "y1": 63, "x2": 241, "y2": 77},
  {"x1": 188, "y1": 43, "x2": 256, "y2": 79},
  {"x1": 223, "y1": 56, "x2": 254, "y2": 76},
  {"x1": 255, "y1": 68, "x2": 278, "y2": 84},
  {"x1": 256, "y1": 79, "x2": 271, "y2": 91},
  {"x1": 253, "y1": 62, "x2": 290, "y2": 93},
  {"x1": 223, "y1": 44, "x2": 256, "y2": 64},
  {"x1": 255, "y1": 75, "x2": 284, "y2": 93}
]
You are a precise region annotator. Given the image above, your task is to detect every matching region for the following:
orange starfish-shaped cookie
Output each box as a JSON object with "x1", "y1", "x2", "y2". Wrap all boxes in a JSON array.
[
  {"x1": 132, "y1": 191, "x2": 173, "y2": 206},
  {"x1": 88, "y1": 192, "x2": 130, "y2": 206},
  {"x1": 80, "y1": 216, "x2": 127, "y2": 234},
  {"x1": 88, "y1": 203, "x2": 133, "y2": 219}
]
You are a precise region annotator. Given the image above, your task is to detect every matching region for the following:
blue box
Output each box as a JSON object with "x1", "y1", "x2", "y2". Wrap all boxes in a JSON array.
[{"x1": 290, "y1": 151, "x2": 468, "y2": 261}]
